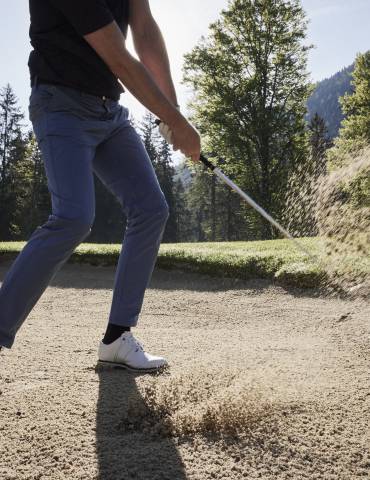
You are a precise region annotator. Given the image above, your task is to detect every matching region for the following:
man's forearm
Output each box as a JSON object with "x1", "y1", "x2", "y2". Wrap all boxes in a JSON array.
[
  {"x1": 115, "y1": 50, "x2": 181, "y2": 128},
  {"x1": 133, "y1": 19, "x2": 178, "y2": 107},
  {"x1": 83, "y1": 19, "x2": 181, "y2": 127}
]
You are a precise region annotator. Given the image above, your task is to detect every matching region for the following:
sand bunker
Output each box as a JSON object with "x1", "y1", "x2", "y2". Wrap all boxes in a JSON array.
[{"x1": 1, "y1": 263, "x2": 369, "y2": 479}]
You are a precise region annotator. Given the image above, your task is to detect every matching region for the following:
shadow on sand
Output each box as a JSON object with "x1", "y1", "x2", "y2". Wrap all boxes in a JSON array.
[{"x1": 96, "y1": 366, "x2": 187, "y2": 480}]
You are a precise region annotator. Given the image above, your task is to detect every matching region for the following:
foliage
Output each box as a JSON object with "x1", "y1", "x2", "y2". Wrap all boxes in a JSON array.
[
  {"x1": 282, "y1": 112, "x2": 332, "y2": 238},
  {"x1": 325, "y1": 51, "x2": 370, "y2": 211},
  {"x1": 307, "y1": 113, "x2": 332, "y2": 176},
  {"x1": 339, "y1": 51, "x2": 370, "y2": 144},
  {"x1": 138, "y1": 112, "x2": 178, "y2": 242},
  {"x1": 184, "y1": 158, "x2": 258, "y2": 241},
  {"x1": 327, "y1": 51, "x2": 370, "y2": 167},
  {"x1": 0, "y1": 84, "x2": 29, "y2": 239},
  {"x1": 183, "y1": 0, "x2": 312, "y2": 239},
  {"x1": 0, "y1": 92, "x2": 181, "y2": 243}
]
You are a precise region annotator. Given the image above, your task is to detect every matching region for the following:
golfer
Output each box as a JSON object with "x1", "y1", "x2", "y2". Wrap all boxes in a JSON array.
[{"x1": 0, "y1": 0, "x2": 201, "y2": 371}]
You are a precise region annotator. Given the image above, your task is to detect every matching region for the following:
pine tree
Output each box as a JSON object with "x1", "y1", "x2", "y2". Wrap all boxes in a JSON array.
[
  {"x1": 173, "y1": 176, "x2": 190, "y2": 241},
  {"x1": 340, "y1": 51, "x2": 370, "y2": 144},
  {"x1": 138, "y1": 112, "x2": 178, "y2": 242},
  {"x1": 185, "y1": 164, "x2": 212, "y2": 241},
  {"x1": 157, "y1": 139, "x2": 177, "y2": 242},
  {"x1": 90, "y1": 172, "x2": 126, "y2": 243},
  {"x1": 0, "y1": 84, "x2": 24, "y2": 186},
  {"x1": 0, "y1": 84, "x2": 27, "y2": 239},
  {"x1": 8, "y1": 131, "x2": 37, "y2": 238},
  {"x1": 140, "y1": 111, "x2": 160, "y2": 167},
  {"x1": 308, "y1": 113, "x2": 332, "y2": 177},
  {"x1": 327, "y1": 50, "x2": 370, "y2": 166},
  {"x1": 22, "y1": 131, "x2": 51, "y2": 236},
  {"x1": 325, "y1": 50, "x2": 370, "y2": 211}
]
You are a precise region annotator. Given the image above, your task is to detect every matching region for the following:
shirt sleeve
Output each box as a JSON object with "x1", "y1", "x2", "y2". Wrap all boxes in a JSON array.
[{"x1": 49, "y1": 0, "x2": 115, "y2": 36}]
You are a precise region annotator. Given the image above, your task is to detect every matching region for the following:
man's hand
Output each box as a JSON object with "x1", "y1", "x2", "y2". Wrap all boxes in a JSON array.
[
  {"x1": 158, "y1": 107, "x2": 201, "y2": 163},
  {"x1": 167, "y1": 117, "x2": 201, "y2": 163}
]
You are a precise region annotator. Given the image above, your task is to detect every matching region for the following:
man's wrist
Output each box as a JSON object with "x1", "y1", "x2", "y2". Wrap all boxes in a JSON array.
[{"x1": 162, "y1": 105, "x2": 185, "y2": 130}]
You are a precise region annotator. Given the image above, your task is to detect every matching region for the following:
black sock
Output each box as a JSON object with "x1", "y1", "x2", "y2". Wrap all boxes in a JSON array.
[{"x1": 102, "y1": 324, "x2": 131, "y2": 345}]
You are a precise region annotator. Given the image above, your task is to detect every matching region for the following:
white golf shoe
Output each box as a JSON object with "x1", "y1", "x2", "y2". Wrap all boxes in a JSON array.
[{"x1": 98, "y1": 331, "x2": 168, "y2": 372}]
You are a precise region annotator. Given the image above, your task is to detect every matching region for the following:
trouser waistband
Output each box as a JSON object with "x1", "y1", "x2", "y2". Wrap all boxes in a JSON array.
[{"x1": 31, "y1": 75, "x2": 116, "y2": 102}]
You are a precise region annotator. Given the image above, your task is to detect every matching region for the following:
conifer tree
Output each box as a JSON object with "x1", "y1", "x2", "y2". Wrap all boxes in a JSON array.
[
  {"x1": 328, "y1": 50, "x2": 370, "y2": 165},
  {"x1": 308, "y1": 113, "x2": 332, "y2": 177},
  {"x1": 139, "y1": 112, "x2": 178, "y2": 242},
  {"x1": 0, "y1": 84, "x2": 27, "y2": 239}
]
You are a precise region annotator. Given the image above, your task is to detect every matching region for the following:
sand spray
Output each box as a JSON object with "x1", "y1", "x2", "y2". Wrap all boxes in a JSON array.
[{"x1": 284, "y1": 147, "x2": 370, "y2": 297}]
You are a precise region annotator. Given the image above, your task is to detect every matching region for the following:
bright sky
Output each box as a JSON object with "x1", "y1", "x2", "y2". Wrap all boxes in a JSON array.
[{"x1": 0, "y1": 0, "x2": 369, "y2": 130}]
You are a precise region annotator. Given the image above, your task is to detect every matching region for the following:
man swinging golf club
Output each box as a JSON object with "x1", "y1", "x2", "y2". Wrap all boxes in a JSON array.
[{"x1": 0, "y1": 0, "x2": 200, "y2": 372}]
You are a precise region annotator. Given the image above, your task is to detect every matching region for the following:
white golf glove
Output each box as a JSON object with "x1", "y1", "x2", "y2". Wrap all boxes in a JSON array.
[
  {"x1": 159, "y1": 122, "x2": 173, "y2": 144},
  {"x1": 158, "y1": 105, "x2": 180, "y2": 145}
]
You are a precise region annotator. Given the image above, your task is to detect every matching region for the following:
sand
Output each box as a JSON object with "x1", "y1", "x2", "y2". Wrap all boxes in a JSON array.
[{"x1": 0, "y1": 261, "x2": 369, "y2": 480}]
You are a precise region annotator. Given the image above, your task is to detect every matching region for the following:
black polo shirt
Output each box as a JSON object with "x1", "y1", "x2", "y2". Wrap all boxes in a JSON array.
[{"x1": 28, "y1": 0, "x2": 130, "y2": 100}]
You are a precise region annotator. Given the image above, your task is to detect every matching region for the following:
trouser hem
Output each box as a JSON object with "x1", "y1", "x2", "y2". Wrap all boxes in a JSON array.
[
  {"x1": 0, "y1": 337, "x2": 14, "y2": 349},
  {"x1": 108, "y1": 313, "x2": 139, "y2": 328}
]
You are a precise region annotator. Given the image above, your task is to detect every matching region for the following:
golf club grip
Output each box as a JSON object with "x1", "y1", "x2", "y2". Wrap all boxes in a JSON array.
[
  {"x1": 199, "y1": 154, "x2": 215, "y2": 170},
  {"x1": 155, "y1": 118, "x2": 215, "y2": 170}
]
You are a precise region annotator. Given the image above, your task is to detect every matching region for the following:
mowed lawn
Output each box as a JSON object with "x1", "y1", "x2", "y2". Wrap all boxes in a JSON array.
[{"x1": 0, "y1": 237, "x2": 367, "y2": 289}]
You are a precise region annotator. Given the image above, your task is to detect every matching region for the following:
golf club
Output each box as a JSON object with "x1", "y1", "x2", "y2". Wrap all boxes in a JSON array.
[{"x1": 155, "y1": 119, "x2": 317, "y2": 262}]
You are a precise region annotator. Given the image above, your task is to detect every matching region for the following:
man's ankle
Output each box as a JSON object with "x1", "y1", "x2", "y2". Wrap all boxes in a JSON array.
[{"x1": 102, "y1": 324, "x2": 131, "y2": 345}]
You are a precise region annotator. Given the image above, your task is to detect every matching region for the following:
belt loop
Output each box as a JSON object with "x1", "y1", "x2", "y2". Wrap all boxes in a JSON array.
[{"x1": 34, "y1": 74, "x2": 39, "y2": 90}]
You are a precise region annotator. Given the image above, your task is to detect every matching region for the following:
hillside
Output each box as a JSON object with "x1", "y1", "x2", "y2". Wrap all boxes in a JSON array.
[{"x1": 307, "y1": 64, "x2": 354, "y2": 138}]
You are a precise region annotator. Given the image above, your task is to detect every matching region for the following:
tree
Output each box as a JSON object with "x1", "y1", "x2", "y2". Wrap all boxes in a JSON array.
[
  {"x1": 90, "y1": 172, "x2": 126, "y2": 243},
  {"x1": 156, "y1": 139, "x2": 177, "y2": 241},
  {"x1": 183, "y1": 0, "x2": 312, "y2": 239},
  {"x1": 0, "y1": 84, "x2": 24, "y2": 186},
  {"x1": 8, "y1": 131, "x2": 38, "y2": 238},
  {"x1": 21, "y1": 131, "x2": 51, "y2": 236},
  {"x1": 324, "y1": 51, "x2": 370, "y2": 214},
  {"x1": 283, "y1": 113, "x2": 332, "y2": 237},
  {"x1": 138, "y1": 112, "x2": 179, "y2": 242},
  {"x1": 140, "y1": 111, "x2": 160, "y2": 167},
  {"x1": 308, "y1": 113, "x2": 332, "y2": 178},
  {"x1": 327, "y1": 50, "x2": 370, "y2": 166},
  {"x1": 183, "y1": 157, "x2": 255, "y2": 242},
  {"x1": 185, "y1": 163, "x2": 213, "y2": 241},
  {"x1": 0, "y1": 84, "x2": 27, "y2": 239},
  {"x1": 340, "y1": 51, "x2": 370, "y2": 142},
  {"x1": 172, "y1": 160, "x2": 194, "y2": 241}
]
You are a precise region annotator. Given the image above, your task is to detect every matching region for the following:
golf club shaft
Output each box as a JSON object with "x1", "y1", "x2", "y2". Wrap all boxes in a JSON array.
[
  {"x1": 202, "y1": 154, "x2": 317, "y2": 261},
  {"x1": 155, "y1": 120, "x2": 316, "y2": 261},
  {"x1": 212, "y1": 167, "x2": 315, "y2": 260}
]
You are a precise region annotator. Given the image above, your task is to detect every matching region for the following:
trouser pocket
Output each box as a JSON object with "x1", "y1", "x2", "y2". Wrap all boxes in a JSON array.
[{"x1": 28, "y1": 84, "x2": 58, "y2": 123}]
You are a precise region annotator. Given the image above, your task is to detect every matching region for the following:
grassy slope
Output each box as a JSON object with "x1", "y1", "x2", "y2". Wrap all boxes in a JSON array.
[{"x1": 0, "y1": 238, "x2": 325, "y2": 288}]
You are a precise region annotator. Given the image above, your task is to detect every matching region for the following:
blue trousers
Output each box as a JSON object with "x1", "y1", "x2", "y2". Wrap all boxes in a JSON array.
[{"x1": 0, "y1": 82, "x2": 169, "y2": 349}]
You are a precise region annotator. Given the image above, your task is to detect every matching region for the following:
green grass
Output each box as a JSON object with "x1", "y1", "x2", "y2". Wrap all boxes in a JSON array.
[{"x1": 0, "y1": 238, "x2": 328, "y2": 288}]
